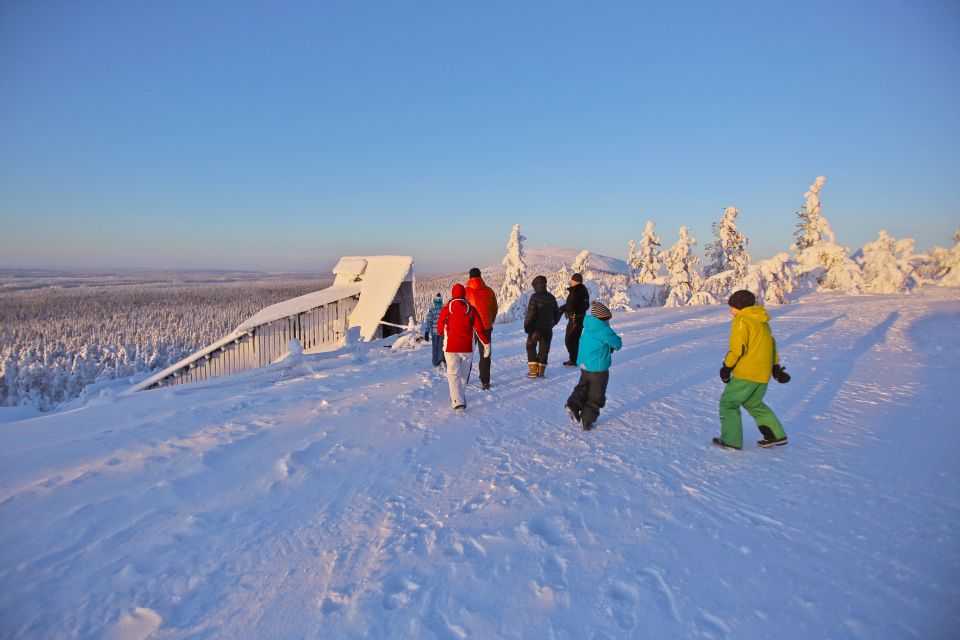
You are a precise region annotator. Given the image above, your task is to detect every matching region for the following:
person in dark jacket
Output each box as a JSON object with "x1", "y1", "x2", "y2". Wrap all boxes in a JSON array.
[
  {"x1": 523, "y1": 275, "x2": 562, "y2": 378},
  {"x1": 565, "y1": 301, "x2": 622, "y2": 430},
  {"x1": 559, "y1": 273, "x2": 590, "y2": 366}
]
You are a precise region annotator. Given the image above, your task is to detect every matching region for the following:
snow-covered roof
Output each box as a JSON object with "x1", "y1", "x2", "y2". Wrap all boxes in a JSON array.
[
  {"x1": 336, "y1": 255, "x2": 414, "y2": 341},
  {"x1": 235, "y1": 284, "x2": 362, "y2": 333}
]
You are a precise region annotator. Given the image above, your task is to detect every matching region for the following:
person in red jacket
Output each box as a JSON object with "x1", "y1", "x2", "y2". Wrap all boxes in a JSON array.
[
  {"x1": 465, "y1": 267, "x2": 499, "y2": 390},
  {"x1": 437, "y1": 283, "x2": 491, "y2": 413}
]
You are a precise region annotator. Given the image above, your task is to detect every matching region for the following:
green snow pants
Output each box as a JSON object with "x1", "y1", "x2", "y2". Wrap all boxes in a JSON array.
[{"x1": 719, "y1": 378, "x2": 786, "y2": 449}]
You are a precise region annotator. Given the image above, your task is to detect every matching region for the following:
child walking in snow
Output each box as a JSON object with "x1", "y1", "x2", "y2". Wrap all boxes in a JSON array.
[
  {"x1": 714, "y1": 290, "x2": 791, "y2": 449},
  {"x1": 437, "y1": 284, "x2": 490, "y2": 414},
  {"x1": 565, "y1": 301, "x2": 622, "y2": 430},
  {"x1": 422, "y1": 293, "x2": 445, "y2": 367}
]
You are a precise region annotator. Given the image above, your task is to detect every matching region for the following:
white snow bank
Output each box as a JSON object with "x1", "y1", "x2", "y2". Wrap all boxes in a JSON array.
[{"x1": 335, "y1": 255, "x2": 414, "y2": 341}]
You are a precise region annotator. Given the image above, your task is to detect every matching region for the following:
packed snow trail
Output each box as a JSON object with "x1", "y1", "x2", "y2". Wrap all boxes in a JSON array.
[{"x1": 1, "y1": 289, "x2": 958, "y2": 639}]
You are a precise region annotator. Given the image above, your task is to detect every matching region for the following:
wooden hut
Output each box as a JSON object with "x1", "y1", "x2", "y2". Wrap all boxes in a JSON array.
[{"x1": 134, "y1": 256, "x2": 415, "y2": 391}]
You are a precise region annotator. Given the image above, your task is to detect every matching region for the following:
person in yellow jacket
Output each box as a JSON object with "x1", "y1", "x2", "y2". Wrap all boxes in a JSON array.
[{"x1": 714, "y1": 290, "x2": 791, "y2": 450}]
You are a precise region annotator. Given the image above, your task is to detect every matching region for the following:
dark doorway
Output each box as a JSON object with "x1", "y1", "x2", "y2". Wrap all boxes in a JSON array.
[{"x1": 381, "y1": 301, "x2": 402, "y2": 337}]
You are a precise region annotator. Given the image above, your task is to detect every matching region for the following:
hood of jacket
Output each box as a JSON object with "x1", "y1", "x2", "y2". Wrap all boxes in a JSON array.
[
  {"x1": 531, "y1": 275, "x2": 548, "y2": 293},
  {"x1": 738, "y1": 306, "x2": 770, "y2": 323},
  {"x1": 451, "y1": 283, "x2": 466, "y2": 299},
  {"x1": 432, "y1": 297, "x2": 443, "y2": 309},
  {"x1": 466, "y1": 276, "x2": 487, "y2": 291}
]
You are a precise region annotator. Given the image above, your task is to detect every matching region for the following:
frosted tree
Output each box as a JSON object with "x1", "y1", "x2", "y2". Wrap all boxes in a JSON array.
[
  {"x1": 634, "y1": 220, "x2": 664, "y2": 284},
  {"x1": 627, "y1": 239, "x2": 638, "y2": 276},
  {"x1": 571, "y1": 250, "x2": 591, "y2": 276},
  {"x1": 742, "y1": 253, "x2": 795, "y2": 305},
  {"x1": 791, "y1": 175, "x2": 864, "y2": 295},
  {"x1": 663, "y1": 226, "x2": 702, "y2": 306},
  {"x1": 793, "y1": 176, "x2": 835, "y2": 250},
  {"x1": 552, "y1": 263, "x2": 572, "y2": 299},
  {"x1": 704, "y1": 207, "x2": 751, "y2": 278},
  {"x1": 496, "y1": 224, "x2": 529, "y2": 322},
  {"x1": 860, "y1": 230, "x2": 910, "y2": 294}
]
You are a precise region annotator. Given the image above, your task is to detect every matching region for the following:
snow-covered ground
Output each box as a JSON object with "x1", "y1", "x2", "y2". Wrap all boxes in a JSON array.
[{"x1": 1, "y1": 288, "x2": 958, "y2": 639}]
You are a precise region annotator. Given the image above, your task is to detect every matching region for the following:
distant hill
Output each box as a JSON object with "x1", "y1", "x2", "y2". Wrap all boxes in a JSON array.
[{"x1": 483, "y1": 246, "x2": 630, "y2": 277}]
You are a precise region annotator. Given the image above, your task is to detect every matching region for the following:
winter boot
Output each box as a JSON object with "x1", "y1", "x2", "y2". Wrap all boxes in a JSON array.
[
  {"x1": 757, "y1": 425, "x2": 788, "y2": 447},
  {"x1": 565, "y1": 404, "x2": 581, "y2": 424},
  {"x1": 527, "y1": 363, "x2": 539, "y2": 378},
  {"x1": 712, "y1": 437, "x2": 741, "y2": 450},
  {"x1": 537, "y1": 364, "x2": 546, "y2": 378},
  {"x1": 581, "y1": 421, "x2": 594, "y2": 431},
  {"x1": 563, "y1": 360, "x2": 576, "y2": 367}
]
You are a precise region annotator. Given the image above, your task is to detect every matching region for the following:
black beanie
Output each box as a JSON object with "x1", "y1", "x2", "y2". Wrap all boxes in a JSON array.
[
  {"x1": 571, "y1": 273, "x2": 583, "y2": 283},
  {"x1": 728, "y1": 290, "x2": 756, "y2": 310},
  {"x1": 469, "y1": 267, "x2": 481, "y2": 278}
]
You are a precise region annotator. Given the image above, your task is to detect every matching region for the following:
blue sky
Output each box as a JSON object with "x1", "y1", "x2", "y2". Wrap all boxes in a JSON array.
[{"x1": 1, "y1": 0, "x2": 958, "y2": 274}]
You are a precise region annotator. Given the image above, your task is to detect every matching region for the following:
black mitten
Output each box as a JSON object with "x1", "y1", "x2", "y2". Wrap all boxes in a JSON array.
[
  {"x1": 719, "y1": 366, "x2": 732, "y2": 384},
  {"x1": 772, "y1": 364, "x2": 791, "y2": 384}
]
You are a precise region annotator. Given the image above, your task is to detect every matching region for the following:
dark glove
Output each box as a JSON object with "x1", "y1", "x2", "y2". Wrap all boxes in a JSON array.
[
  {"x1": 772, "y1": 364, "x2": 791, "y2": 384},
  {"x1": 610, "y1": 347, "x2": 615, "y2": 354},
  {"x1": 719, "y1": 366, "x2": 732, "y2": 384}
]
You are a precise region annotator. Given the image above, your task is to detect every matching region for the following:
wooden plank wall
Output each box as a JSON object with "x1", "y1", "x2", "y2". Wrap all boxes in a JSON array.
[{"x1": 149, "y1": 295, "x2": 359, "y2": 390}]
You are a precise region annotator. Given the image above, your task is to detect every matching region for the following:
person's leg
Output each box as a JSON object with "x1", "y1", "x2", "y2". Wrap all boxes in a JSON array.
[
  {"x1": 564, "y1": 320, "x2": 577, "y2": 363},
  {"x1": 742, "y1": 383, "x2": 787, "y2": 439},
  {"x1": 580, "y1": 370, "x2": 609, "y2": 426},
  {"x1": 432, "y1": 334, "x2": 444, "y2": 366},
  {"x1": 719, "y1": 378, "x2": 758, "y2": 448},
  {"x1": 445, "y1": 352, "x2": 465, "y2": 408},
  {"x1": 456, "y1": 353, "x2": 473, "y2": 407},
  {"x1": 566, "y1": 371, "x2": 590, "y2": 413},
  {"x1": 569, "y1": 321, "x2": 584, "y2": 362},
  {"x1": 476, "y1": 330, "x2": 491, "y2": 386},
  {"x1": 539, "y1": 330, "x2": 552, "y2": 365}
]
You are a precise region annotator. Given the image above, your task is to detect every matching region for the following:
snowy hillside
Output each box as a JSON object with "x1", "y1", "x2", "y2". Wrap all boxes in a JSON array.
[
  {"x1": 1, "y1": 289, "x2": 958, "y2": 639},
  {"x1": 516, "y1": 246, "x2": 630, "y2": 275}
]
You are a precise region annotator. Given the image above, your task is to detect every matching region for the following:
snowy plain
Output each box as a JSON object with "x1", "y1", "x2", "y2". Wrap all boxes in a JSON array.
[{"x1": 1, "y1": 288, "x2": 958, "y2": 639}]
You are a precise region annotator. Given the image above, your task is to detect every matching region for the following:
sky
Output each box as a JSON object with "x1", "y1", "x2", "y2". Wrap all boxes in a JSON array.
[{"x1": 1, "y1": 0, "x2": 958, "y2": 274}]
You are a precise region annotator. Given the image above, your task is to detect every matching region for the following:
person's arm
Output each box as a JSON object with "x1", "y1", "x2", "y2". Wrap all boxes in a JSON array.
[
  {"x1": 437, "y1": 306, "x2": 449, "y2": 337},
  {"x1": 472, "y1": 308, "x2": 489, "y2": 344},
  {"x1": 552, "y1": 299, "x2": 561, "y2": 326},
  {"x1": 723, "y1": 317, "x2": 746, "y2": 368},
  {"x1": 772, "y1": 336, "x2": 780, "y2": 366},
  {"x1": 524, "y1": 296, "x2": 537, "y2": 333},
  {"x1": 604, "y1": 325, "x2": 623, "y2": 351}
]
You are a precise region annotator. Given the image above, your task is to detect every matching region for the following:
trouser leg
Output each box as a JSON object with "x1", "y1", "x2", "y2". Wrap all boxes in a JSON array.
[
  {"x1": 567, "y1": 371, "x2": 590, "y2": 411},
  {"x1": 719, "y1": 377, "x2": 759, "y2": 448},
  {"x1": 538, "y1": 331, "x2": 553, "y2": 365},
  {"x1": 565, "y1": 320, "x2": 583, "y2": 361},
  {"x1": 526, "y1": 330, "x2": 553, "y2": 365},
  {"x1": 742, "y1": 383, "x2": 787, "y2": 439},
  {"x1": 445, "y1": 352, "x2": 472, "y2": 408},
  {"x1": 579, "y1": 370, "x2": 609, "y2": 426},
  {"x1": 475, "y1": 331, "x2": 491, "y2": 385},
  {"x1": 432, "y1": 336, "x2": 444, "y2": 366}
]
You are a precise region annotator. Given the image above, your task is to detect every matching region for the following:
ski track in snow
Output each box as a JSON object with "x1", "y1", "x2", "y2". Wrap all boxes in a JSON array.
[{"x1": 1, "y1": 289, "x2": 959, "y2": 639}]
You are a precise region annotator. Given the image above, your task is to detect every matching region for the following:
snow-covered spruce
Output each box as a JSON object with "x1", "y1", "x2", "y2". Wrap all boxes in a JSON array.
[
  {"x1": 663, "y1": 226, "x2": 702, "y2": 306},
  {"x1": 790, "y1": 175, "x2": 865, "y2": 295},
  {"x1": 496, "y1": 224, "x2": 529, "y2": 323},
  {"x1": 704, "y1": 207, "x2": 751, "y2": 280},
  {"x1": 858, "y1": 230, "x2": 913, "y2": 294}
]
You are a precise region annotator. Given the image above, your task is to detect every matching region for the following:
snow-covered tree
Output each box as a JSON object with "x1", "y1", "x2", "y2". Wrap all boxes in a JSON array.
[
  {"x1": 704, "y1": 207, "x2": 751, "y2": 279},
  {"x1": 627, "y1": 239, "x2": 638, "y2": 276},
  {"x1": 634, "y1": 221, "x2": 664, "y2": 284},
  {"x1": 859, "y1": 230, "x2": 912, "y2": 294},
  {"x1": 496, "y1": 224, "x2": 529, "y2": 322},
  {"x1": 571, "y1": 250, "x2": 591, "y2": 276},
  {"x1": 742, "y1": 253, "x2": 795, "y2": 305},
  {"x1": 793, "y1": 176, "x2": 835, "y2": 250},
  {"x1": 791, "y1": 175, "x2": 864, "y2": 295},
  {"x1": 663, "y1": 226, "x2": 702, "y2": 306},
  {"x1": 552, "y1": 263, "x2": 572, "y2": 299}
]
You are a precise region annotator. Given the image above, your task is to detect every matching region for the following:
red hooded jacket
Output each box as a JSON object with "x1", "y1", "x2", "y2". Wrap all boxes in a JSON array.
[
  {"x1": 465, "y1": 276, "x2": 499, "y2": 330},
  {"x1": 437, "y1": 284, "x2": 489, "y2": 353}
]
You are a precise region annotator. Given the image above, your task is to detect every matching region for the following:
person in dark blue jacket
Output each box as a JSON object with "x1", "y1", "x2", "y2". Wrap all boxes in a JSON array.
[{"x1": 565, "y1": 301, "x2": 622, "y2": 430}]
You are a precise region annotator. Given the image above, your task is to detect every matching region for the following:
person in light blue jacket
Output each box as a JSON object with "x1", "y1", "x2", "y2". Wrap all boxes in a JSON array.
[
  {"x1": 422, "y1": 293, "x2": 445, "y2": 367},
  {"x1": 565, "y1": 301, "x2": 622, "y2": 430}
]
